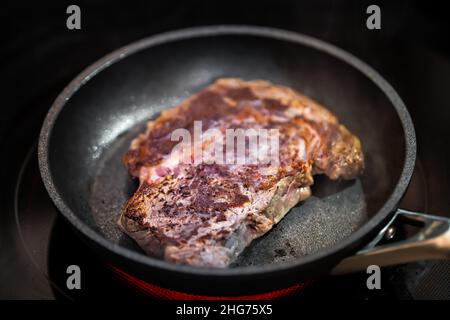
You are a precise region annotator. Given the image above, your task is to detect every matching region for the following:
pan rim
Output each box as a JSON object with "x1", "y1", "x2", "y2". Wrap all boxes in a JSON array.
[{"x1": 38, "y1": 25, "x2": 416, "y2": 278}]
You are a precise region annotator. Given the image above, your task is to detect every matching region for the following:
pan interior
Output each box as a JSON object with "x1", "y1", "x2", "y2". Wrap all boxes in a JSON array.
[{"x1": 48, "y1": 34, "x2": 406, "y2": 268}]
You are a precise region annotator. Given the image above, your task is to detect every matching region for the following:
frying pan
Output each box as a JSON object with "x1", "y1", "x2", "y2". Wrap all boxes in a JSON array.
[{"x1": 38, "y1": 26, "x2": 450, "y2": 295}]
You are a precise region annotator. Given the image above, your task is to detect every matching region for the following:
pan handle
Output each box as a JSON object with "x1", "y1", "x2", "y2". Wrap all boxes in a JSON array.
[{"x1": 331, "y1": 209, "x2": 450, "y2": 275}]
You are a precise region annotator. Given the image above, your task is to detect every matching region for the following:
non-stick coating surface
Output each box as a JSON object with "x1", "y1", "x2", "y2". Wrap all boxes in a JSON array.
[{"x1": 39, "y1": 26, "x2": 415, "y2": 294}]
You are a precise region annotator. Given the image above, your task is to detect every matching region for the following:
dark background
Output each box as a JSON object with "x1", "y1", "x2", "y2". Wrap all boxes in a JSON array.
[{"x1": 0, "y1": 0, "x2": 449, "y2": 299}]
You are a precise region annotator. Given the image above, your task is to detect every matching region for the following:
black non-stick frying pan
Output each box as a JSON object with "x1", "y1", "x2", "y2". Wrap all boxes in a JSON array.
[{"x1": 38, "y1": 26, "x2": 450, "y2": 295}]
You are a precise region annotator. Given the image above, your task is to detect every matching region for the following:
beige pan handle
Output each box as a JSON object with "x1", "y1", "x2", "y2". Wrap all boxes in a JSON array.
[{"x1": 332, "y1": 209, "x2": 450, "y2": 275}]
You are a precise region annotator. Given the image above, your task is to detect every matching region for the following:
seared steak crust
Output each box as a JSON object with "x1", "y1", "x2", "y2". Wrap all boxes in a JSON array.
[{"x1": 119, "y1": 79, "x2": 364, "y2": 267}]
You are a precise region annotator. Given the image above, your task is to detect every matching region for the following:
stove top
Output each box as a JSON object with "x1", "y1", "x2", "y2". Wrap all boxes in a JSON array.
[{"x1": 1, "y1": 0, "x2": 450, "y2": 300}]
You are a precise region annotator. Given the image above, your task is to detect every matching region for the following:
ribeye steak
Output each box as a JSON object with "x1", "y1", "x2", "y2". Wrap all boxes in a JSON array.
[{"x1": 118, "y1": 78, "x2": 364, "y2": 267}]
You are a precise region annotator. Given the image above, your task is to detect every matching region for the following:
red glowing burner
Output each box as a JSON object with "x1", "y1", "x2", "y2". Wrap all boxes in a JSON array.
[{"x1": 110, "y1": 265, "x2": 310, "y2": 300}]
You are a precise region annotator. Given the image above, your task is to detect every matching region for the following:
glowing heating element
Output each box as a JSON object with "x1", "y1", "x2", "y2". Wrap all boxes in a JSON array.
[{"x1": 110, "y1": 265, "x2": 311, "y2": 300}]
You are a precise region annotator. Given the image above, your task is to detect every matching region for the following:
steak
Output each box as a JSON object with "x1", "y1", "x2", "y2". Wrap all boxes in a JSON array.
[{"x1": 118, "y1": 78, "x2": 364, "y2": 267}]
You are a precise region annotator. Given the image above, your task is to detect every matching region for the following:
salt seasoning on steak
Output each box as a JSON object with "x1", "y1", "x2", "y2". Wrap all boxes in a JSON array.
[{"x1": 118, "y1": 78, "x2": 364, "y2": 267}]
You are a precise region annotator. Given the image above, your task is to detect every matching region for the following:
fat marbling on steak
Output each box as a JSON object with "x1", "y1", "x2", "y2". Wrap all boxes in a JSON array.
[{"x1": 118, "y1": 78, "x2": 364, "y2": 267}]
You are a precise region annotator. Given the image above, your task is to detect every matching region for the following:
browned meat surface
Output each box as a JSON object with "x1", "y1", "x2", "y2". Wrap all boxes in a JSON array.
[{"x1": 119, "y1": 78, "x2": 364, "y2": 267}]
